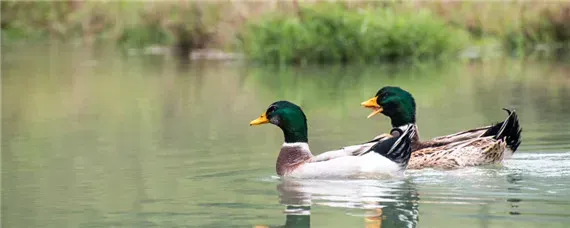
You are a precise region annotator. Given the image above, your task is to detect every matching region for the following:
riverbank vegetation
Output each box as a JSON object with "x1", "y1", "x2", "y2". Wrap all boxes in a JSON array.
[
  {"x1": 240, "y1": 3, "x2": 468, "y2": 63},
  {"x1": 2, "y1": 1, "x2": 569, "y2": 63}
]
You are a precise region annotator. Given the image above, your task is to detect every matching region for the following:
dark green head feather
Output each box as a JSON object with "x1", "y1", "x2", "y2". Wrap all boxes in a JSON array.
[
  {"x1": 375, "y1": 86, "x2": 416, "y2": 127},
  {"x1": 265, "y1": 101, "x2": 308, "y2": 143}
]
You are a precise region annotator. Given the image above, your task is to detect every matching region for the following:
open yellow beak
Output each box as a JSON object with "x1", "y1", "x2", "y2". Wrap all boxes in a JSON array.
[
  {"x1": 249, "y1": 112, "x2": 270, "y2": 126},
  {"x1": 361, "y1": 96, "x2": 383, "y2": 118}
]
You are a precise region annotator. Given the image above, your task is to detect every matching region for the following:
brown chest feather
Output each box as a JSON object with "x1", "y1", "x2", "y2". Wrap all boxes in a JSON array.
[{"x1": 276, "y1": 146, "x2": 312, "y2": 176}]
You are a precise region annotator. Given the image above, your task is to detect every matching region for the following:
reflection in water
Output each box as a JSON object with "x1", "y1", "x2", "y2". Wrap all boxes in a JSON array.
[
  {"x1": 256, "y1": 179, "x2": 419, "y2": 228},
  {"x1": 254, "y1": 205, "x2": 311, "y2": 228},
  {"x1": 283, "y1": 205, "x2": 311, "y2": 228},
  {"x1": 506, "y1": 172, "x2": 523, "y2": 216}
]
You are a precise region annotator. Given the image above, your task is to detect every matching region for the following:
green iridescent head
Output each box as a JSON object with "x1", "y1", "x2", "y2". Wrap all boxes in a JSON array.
[
  {"x1": 361, "y1": 86, "x2": 416, "y2": 127},
  {"x1": 250, "y1": 101, "x2": 308, "y2": 143}
]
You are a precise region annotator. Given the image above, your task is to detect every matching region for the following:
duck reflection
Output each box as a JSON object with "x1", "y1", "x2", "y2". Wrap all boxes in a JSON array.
[
  {"x1": 506, "y1": 172, "x2": 523, "y2": 216},
  {"x1": 254, "y1": 205, "x2": 310, "y2": 228},
  {"x1": 256, "y1": 178, "x2": 419, "y2": 228}
]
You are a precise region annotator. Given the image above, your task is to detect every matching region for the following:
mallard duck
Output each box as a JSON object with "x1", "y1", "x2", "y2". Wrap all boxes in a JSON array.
[
  {"x1": 249, "y1": 100, "x2": 416, "y2": 179},
  {"x1": 358, "y1": 86, "x2": 522, "y2": 169}
]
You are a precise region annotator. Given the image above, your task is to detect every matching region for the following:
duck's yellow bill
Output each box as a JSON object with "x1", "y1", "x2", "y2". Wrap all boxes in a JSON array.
[
  {"x1": 366, "y1": 108, "x2": 383, "y2": 118},
  {"x1": 361, "y1": 96, "x2": 383, "y2": 118},
  {"x1": 249, "y1": 112, "x2": 269, "y2": 126}
]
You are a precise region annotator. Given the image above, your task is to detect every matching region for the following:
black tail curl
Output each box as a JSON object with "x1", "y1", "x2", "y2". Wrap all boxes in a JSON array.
[{"x1": 482, "y1": 108, "x2": 522, "y2": 152}]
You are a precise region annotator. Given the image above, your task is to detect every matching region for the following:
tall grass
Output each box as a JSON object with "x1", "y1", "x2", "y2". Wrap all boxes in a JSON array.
[
  {"x1": 503, "y1": 4, "x2": 570, "y2": 55},
  {"x1": 240, "y1": 3, "x2": 469, "y2": 64},
  {"x1": 0, "y1": 1, "x2": 217, "y2": 53},
  {"x1": 1, "y1": 1, "x2": 569, "y2": 61},
  {"x1": 419, "y1": 2, "x2": 570, "y2": 54}
]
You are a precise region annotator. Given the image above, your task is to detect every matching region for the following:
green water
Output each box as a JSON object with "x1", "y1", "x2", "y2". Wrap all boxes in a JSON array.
[{"x1": 2, "y1": 44, "x2": 570, "y2": 228}]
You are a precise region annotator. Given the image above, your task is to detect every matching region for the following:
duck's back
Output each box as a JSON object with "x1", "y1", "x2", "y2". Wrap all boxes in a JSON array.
[{"x1": 408, "y1": 136, "x2": 511, "y2": 169}]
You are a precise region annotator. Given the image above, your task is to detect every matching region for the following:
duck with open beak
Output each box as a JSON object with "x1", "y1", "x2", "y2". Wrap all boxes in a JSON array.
[
  {"x1": 361, "y1": 96, "x2": 383, "y2": 119},
  {"x1": 357, "y1": 86, "x2": 523, "y2": 170}
]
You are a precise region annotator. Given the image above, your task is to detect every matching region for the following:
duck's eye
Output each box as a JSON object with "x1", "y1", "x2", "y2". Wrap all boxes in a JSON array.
[{"x1": 267, "y1": 106, "x2": 277, "y2": 114}]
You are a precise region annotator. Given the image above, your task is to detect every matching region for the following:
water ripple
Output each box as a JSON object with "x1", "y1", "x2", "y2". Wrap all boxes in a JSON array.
[{"x1": 269, "y1": 152, "x2": 570, "y2": 226}]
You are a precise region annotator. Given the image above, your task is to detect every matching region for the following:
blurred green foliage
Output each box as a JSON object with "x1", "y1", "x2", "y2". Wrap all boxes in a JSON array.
[
  {"x1": 0, "y1": 1, "x2": 213, "y2": 50},
  {"x1": 240, "y1": 3, "x2": 469, "y2": 64},
  {"x1": 1, "y1": 1, "x2": 569, "y2": 61},
  {"x1": 422, "y1": 1, "x2": 570, "y2": 55}
]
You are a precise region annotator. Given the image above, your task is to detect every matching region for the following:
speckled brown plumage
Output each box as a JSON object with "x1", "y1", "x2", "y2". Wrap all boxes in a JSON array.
[
  {"x1": 276, "y1": 145, "x2": 312, "y2": 176},
  {"x1": 408, "y1": 136, "x2": 510, "y2": 170},
  {"x1": 405, "y1": 114, "x2": 520, "y2": 170}
]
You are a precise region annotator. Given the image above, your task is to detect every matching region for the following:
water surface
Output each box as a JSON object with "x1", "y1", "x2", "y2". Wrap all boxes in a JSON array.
[{"x1": 2, "y1": 44, "x2": 570, "y2": 228}]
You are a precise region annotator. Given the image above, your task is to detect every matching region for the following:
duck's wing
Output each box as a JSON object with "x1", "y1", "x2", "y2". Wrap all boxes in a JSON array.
[
  {"x1": 418, "y1": 108, "x2": 522, "y2": 153},
  {"x1": 408, "y1": 136, "x2": 510, "y2": 170},
  {"x1": 292, "y1": 127, "x2": 416, "y2": 179},
  {"x1": 311, "y1": 134, "x2": 392, "y2": 162},
  {"x1": 310, "y1": 143, "x2": 376, "y2": 162},
  {"x1": 416, "y1": 126, "x2": 492, "y2": 150},
  {"x1": 408, "y1": 109, "x2": 522, "y2": 170},
  {"x1": 364, "y1": 125, "x2": 416, "y2": 169},
  {"x1": 429, "y1": 126, "x2": 491, "y2": 142}
]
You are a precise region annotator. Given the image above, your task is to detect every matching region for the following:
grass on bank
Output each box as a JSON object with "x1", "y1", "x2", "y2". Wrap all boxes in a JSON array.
[
  {"x1": 1, "y1": 1, "x2": 569, "y2": 61},
  {"x1": 420, "y1": 1, "x2": 570, "y2": 55},
  {"x1": 0, "y1": 1, "x2": 218, "y2": 52},
  {"x1": 240, "y1": 3, "x2": 469, "y2": 64}
]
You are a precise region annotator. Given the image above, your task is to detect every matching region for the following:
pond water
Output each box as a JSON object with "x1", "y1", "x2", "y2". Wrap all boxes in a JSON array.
[{"x1": 2, "y1": 43, "x2": 570, "y2": 228}]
